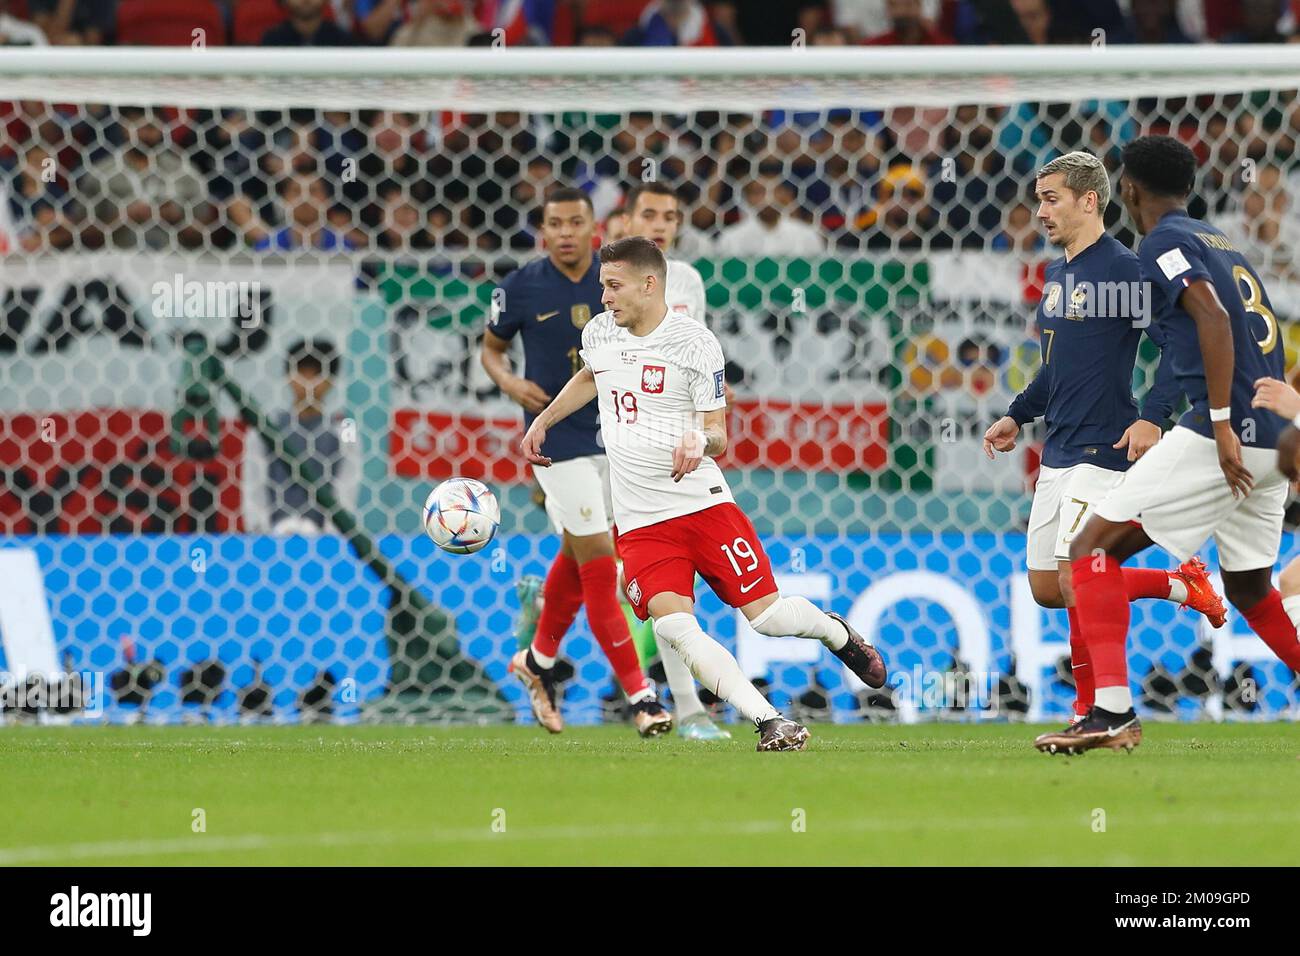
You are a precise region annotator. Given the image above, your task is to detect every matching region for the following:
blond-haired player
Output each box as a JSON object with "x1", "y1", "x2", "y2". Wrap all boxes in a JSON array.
[{"x1": 983, "y1": 151, "x2": 1226, "y2": 724}]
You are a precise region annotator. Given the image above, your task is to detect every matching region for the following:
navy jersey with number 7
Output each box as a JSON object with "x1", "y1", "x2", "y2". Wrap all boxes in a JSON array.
[
  {"x1": 1005, "y1": 233, "x2": 1180, "y2": 471},
  {"x1": 1137, "y1": 209, "x2": 1286, "y2": 449}
]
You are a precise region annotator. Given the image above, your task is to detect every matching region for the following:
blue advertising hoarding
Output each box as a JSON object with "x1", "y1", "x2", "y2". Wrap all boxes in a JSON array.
[{"x1": 1, "y1": 533, "x2": 1295, "y2": 723}]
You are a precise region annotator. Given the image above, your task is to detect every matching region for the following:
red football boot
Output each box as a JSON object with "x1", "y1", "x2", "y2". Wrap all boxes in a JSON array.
[{"x1": 1172, "y1": 557, "x2": 1227, "y2": 629}]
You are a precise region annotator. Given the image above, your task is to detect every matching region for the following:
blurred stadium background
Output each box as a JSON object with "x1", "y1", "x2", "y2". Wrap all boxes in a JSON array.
[{"x1": 2, "y1": 0, "x2": 1300, "y2": 728}]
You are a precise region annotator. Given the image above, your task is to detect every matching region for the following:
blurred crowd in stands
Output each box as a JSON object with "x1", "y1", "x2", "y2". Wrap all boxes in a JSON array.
[
  {"x1": 2, "y1": 0, "x2": 1300, "y2": 49},
  {"x1": 3, "y1": 94, "x2": 1297, "y2": 281},
  {"x1": 1, "y1": 1, "x2": 1298, "y2": 282}
]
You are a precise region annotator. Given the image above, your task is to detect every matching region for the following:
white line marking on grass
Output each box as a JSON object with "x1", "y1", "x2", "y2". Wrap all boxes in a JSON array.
[
  {"x1": 0, "y1": 824, "x2": 756, "y2": 864},
  {"x1": 0, "y1": 820, "x2": 902, "y2": 864},
  {"x1": 5, "y1": 810, "x2": 1297, "y2": 864}
]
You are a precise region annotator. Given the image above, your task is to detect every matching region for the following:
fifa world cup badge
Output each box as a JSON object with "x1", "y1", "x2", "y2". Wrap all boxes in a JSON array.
[{"x1": 1044, "y1": 283, "x2": 1062, "y2": 314}]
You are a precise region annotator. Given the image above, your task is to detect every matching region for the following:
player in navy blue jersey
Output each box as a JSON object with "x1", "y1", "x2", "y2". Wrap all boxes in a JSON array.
[
  {"x1": 983, "y1": 151, "x2": 1226, "y2": 723},
  {"x1": 480, "y1": 187, "x2": 671, "y2": 738},
  {"x1": 1038, "y1": 135, "x2": 1299, "y2": 755}
]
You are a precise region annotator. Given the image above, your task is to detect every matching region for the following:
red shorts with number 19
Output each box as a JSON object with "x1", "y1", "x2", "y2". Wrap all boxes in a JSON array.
[{"x1": 615, "y1": 503, "x2": 778, "y2": 620}]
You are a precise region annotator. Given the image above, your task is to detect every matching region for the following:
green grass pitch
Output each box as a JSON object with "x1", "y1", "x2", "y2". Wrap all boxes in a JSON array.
[{"x1": 2, "y1": 723, "x2": 1297, "y2": 866}]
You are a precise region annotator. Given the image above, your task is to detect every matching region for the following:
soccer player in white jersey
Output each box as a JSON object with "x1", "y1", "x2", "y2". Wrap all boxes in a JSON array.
[
  {"x1": 620, "y1": 180, "x2": 730, "y2": 740},
  {"x1": 621, "y1": 182, "x2": 733, "y2": 408},
  {"x1": 520, "y1": 237, "x2": 888, "y2": 752},
  {"x1": 622, "y1": 181, "x2": 708, "y2": 324}
]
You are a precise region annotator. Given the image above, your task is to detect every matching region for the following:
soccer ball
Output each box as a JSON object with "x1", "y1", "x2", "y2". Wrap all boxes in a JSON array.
[{"x1": 422, "y1": 478, "x2": 500, "y2": 554}]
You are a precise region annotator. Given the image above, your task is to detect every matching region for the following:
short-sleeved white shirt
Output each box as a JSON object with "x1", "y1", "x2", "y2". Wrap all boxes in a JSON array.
[
  {"x1": 665, "y1": 258, "x2": 707, "y2": 324},
  {"x1": 580, "y1": 309, "x2": 733, "y2": 533}
]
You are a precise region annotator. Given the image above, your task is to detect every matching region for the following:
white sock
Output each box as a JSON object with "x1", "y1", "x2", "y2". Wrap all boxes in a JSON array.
[
  {"x1": 528, "y1": 644, "x2": 556, "y2": 669},
  {"x1": 627, "y1": 686, "x2": 654, "y2": 705},
  {"x1": 748, "y1": 595, "x2": 849, "y2": 651},
  {"x1": 1167, "y1": 577, "x2": 1188, "y2": 604},
  {"x1": 652, "y1": 613, "x2": 779, "y2": 724},
  {"x1": 1281, "y1": 595, "x2": 1300, "y2": 634},
  {"x1": 1094, "y1": 686, "x2": 1133, "y2": 713},
  {"x1": 655, "y1": 633, "x2": 707, "y2": 720}
]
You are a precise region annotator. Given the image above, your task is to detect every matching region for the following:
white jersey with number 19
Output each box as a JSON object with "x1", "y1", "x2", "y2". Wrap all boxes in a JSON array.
[{"x1": 580, "y1": 309, "x2": 734, "y2": 534}]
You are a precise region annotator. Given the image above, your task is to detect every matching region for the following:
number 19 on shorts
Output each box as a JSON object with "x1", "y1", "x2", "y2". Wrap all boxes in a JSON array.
[{"x1": 721, "y1": 537, "x2": 759, "y2": 576}]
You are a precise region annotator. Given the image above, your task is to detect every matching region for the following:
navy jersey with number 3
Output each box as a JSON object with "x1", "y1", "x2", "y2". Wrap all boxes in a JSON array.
[
  {"x1": 1138, "y1": 209, "x2": 1286, "y2": 449},
  {"x1": 488, "y1": 256, "x2": 604, "y2": 462}
]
